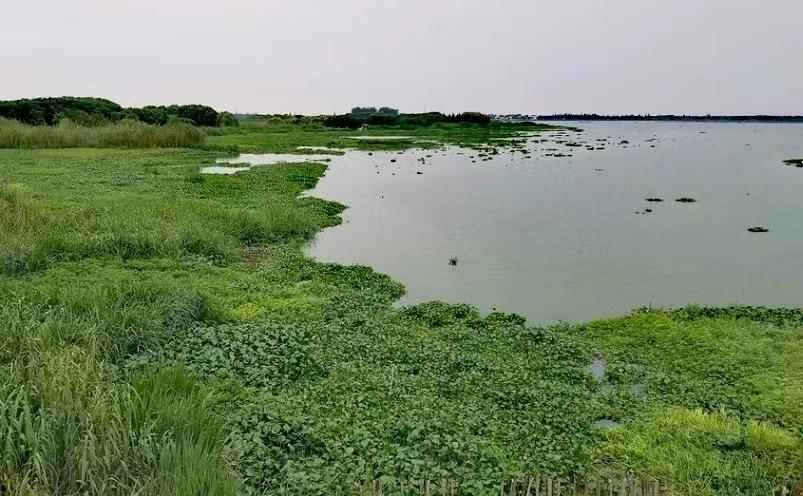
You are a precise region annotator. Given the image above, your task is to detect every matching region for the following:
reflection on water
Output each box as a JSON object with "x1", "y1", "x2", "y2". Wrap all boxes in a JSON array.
[{"x1": 222, "y1": 122, "x2": 803, "y2": 324}]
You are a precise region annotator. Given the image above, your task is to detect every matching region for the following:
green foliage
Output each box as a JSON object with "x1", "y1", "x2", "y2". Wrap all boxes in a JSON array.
[
  {"x1": 0, "y1": 265, "x2": 237, "y2": 494},
  {"x1": 0, "y1": 162, "x2": 329, "y2": 275},
  {"x1": 126, "y1": 104, "x2": 220, "y2": 127},
  {"x1": 665, "y1": 305, "x2": 803, "y2": 327},
  {"x1": 216, "y1": 111, "x2": 240, "y2": 127},
  {"x1": 600, "y1": 407, "x2": 803, "y2": 496},
  {"x1": 350, "y1": 106, "x2": 399, "y2": 117},
  {"x1": 164, "y1": 322, "x2": 320, "y2": 390},
  {"x1": 324, "y1": 114, "x2": 363, "y2": 129},
  {"x1": 0, "y1": 97, "x2": 122, "y2": 125},
  {"x1": 54, "y1": 108, "x2": 110, "y2": 127},
  {"x1": 1, "y1": 122, "x2": 801, "y2": 494},
  {"x1": 0, "y1": 117, "x2": 205, "y2": 148},
  {"x1": 324, "y1": 112, "x2": 492, "y2": 129},
  {"x1": 0, "y1": 97, "x2": 233, "y2": 128},
  {"x1": 351, "y1": 106, "x2": 378, "y2": 116},
  {"x1": 403, "y1": 301, "x2": 482, "y2": 327},
  {"x1": 0, "y1": 359, "x2": 238, "y2": 495}
]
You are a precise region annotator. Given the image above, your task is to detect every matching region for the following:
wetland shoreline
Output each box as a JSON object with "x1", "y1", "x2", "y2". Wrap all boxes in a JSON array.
[{"x1": 1, "y1": 119, "x2": 802, "y2": 495}]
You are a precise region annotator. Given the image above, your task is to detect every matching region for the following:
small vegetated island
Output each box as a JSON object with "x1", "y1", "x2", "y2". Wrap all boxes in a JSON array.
[{"x1": 0, "y1": 98, "x2": 801, "y2": 495}]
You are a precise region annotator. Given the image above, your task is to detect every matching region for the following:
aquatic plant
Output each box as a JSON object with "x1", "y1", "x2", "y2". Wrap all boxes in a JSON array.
[{"x1": 1, "y1": 122, "x2": 801, "y2": 495}]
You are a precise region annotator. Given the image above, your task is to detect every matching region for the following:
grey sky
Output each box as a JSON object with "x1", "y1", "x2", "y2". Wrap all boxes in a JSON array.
[{"x1": 2, "y1": 0, "x2": 802, "y2": 115}]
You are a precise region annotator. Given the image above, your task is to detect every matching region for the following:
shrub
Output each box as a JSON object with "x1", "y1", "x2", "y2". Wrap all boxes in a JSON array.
[
  {"x1": 323, "y1": 114, "x2": 362, "y2": 129},
  {"x1": 216, "y1": 111, "x2": 239, "y2": 127}
]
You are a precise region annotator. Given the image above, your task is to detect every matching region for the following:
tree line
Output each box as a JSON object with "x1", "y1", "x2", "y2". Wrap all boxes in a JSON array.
[
  {"x1": 324, "y1": 111, "x2": 491, "y2": 129},
  {"x1": 0, "y1": 97, "x2": 239, "y2": 127},
  {"x1": 350, "y1": 107, "x2": 400, "y2": 117}
]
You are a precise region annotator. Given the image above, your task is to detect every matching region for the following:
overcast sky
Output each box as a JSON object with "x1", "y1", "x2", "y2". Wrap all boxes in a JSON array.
[{"x1": 2, "y1": 0, "x2": 802, "y2": 115}]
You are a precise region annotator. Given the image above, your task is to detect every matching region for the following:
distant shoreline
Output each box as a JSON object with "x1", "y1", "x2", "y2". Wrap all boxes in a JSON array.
[{"x1": 533, "y1": 114, "x2": 803, "y2": 123}]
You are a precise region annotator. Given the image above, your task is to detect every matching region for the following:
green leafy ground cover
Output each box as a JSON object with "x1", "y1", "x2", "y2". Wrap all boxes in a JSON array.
[{"x1": 0, "y1": 124, "x2": 801, "y2": 495}]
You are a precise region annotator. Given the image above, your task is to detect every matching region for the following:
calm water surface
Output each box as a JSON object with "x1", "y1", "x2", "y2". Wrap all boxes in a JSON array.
[{"x1": 229, "y1": 122, "x2": 803, "y2": 323}]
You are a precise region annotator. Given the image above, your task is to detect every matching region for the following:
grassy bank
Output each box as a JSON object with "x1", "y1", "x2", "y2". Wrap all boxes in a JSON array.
[
  {"x1": 1, "y1": 124, "x2": 801, "y2": 495},
  {"x1": 0, "y1": 118, "x2": 205, "y2": 148}
]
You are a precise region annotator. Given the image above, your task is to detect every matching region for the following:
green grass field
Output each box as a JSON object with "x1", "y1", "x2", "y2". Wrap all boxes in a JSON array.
[{"x1": 1, "y1": 123, "x2": 801, "y2": 495}]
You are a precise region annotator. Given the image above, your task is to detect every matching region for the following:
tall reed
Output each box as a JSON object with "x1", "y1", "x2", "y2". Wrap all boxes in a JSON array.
[{"x1": 0, "y1": 118, "x2": 205, "y2": 149}]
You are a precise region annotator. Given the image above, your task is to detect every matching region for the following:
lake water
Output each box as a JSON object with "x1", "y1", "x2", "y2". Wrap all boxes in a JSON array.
[{"x1": 220, "y1": 122, "x2": 803, "y2": 324}]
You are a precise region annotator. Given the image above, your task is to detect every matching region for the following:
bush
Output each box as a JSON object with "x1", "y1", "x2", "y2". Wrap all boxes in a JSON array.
[
  {"x1": 367, "y1": 114, "x2": 399, "y2": 125},
  {"x1": 216, "y1": 111, "x2": 239, "y2": 127},
  {"x1": 323, "y1": 114, "x2": 362, "y2": 129},
  {"x1": 54, "y1": 109, "x2": 110, "y2": 127},
  {"x1": 125, "y1": 104, "x2": 219, "y2": 127}
]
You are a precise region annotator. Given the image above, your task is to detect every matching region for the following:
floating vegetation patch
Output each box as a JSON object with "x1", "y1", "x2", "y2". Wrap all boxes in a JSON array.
[
  {"x1": 296, "y1": 146, "x2": 346, "y2": 154},
  {"x1": 202, "y1": 153, "x2": 333, "y2": 174},
  {"x1": 346, "y1": 136, "x2": 414, "y2": 141}
]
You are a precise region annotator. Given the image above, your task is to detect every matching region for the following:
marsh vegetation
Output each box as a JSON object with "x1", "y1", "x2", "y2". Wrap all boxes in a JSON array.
[
  {"x1": 0, "y1": 115, "x2": 801, "y2": 495},
  {"x1": 0, "y1": 117, "x2": 205, "y2": 149}
]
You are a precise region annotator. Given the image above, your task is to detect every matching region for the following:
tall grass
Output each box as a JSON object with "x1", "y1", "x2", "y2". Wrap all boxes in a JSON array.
[
  {"x1": 0, "y1": 184, "x2": 322, "y2": 275},
  {"x1": 601, "y1": 407, "x2": 803, "y2": 496},
  {"x1": 0, "y1": 359, "x2": 238, "y2": 495},
  {"x1": 0, "y1": 251, "x2": 238, "y2": 495},
  {"x1": 0, "y1": 118, "x2": 205, "y2": 149},
  {"x1": 0, "y1": 158, "x2": 331, "y2": 492}
]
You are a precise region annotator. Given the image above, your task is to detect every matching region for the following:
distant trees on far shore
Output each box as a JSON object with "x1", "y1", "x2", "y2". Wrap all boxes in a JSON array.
[
  {"x1": 325, "y1": 110, "x2": 491, "y2": 129},
  {"x1": 0, "y1": 97, "x2": 498, "y2": 130},
  {"x1": 350, "y1": 107, "x2": 399, "y2": 117}
]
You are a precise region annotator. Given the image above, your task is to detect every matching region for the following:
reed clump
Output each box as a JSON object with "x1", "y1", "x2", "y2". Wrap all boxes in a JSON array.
[{"x1": 0, "y1": 117, "x2": 205, "y2": 149}]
